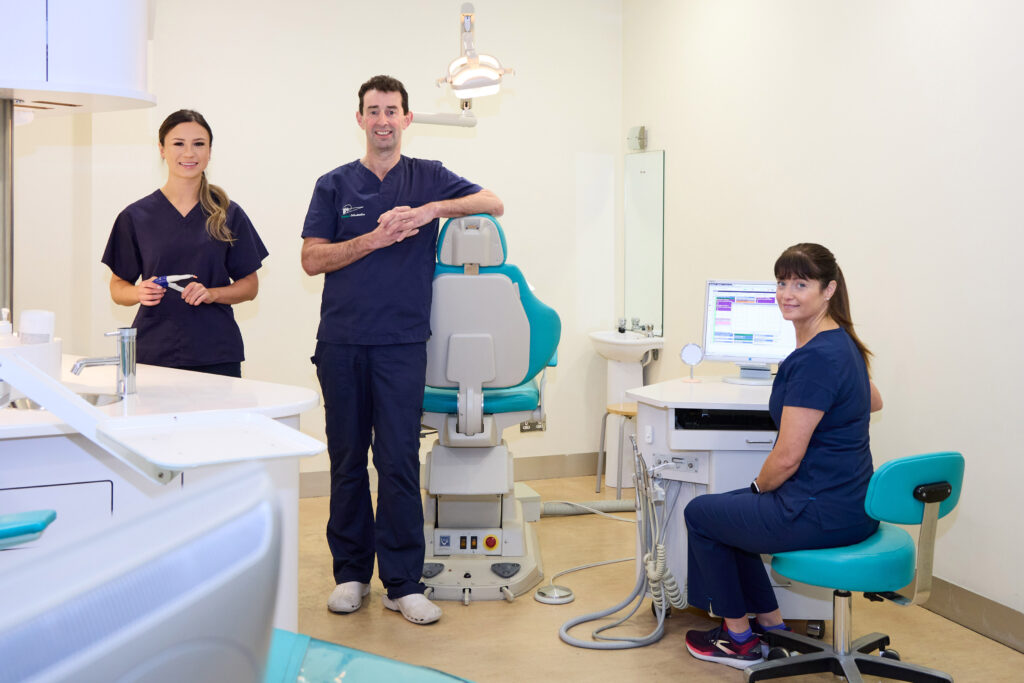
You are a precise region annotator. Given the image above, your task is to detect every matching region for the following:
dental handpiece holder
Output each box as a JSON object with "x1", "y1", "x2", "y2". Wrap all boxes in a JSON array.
[{"x1": 71, "y1": 328, "x2": 137, "y2": 397}]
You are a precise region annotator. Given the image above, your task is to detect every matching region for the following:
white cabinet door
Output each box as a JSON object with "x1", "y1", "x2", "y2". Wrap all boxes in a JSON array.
[{"x1": 0, "y1": 0, "x2": 47, "y2": 83}]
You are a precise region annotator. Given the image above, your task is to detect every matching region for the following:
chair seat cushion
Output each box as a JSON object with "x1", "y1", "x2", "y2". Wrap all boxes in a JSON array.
[
  {"x1": 423, "y1": 379, "x2": 540, "y2": 415},
  {"x1": 771, "y1": 522, "x2": 916, "y2": 593}
]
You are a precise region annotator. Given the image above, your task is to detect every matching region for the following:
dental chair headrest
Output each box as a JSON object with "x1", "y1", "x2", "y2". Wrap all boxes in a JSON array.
[{"x1": 437, "y1": 215, "x2": 507, "y2": 267}]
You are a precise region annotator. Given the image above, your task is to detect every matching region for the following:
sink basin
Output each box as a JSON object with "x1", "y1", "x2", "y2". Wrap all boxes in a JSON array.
[
  {"x1": 6, "y1": 392, "x2": 124, "y2": 410},
  {"x1": 589, "y1": 330, "x2": 664, "y2": 363}
]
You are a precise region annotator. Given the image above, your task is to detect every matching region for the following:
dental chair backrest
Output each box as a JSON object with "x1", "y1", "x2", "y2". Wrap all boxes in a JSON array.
[{"x1": 425, "y1": 215, "x2": 560, "y2": 436}]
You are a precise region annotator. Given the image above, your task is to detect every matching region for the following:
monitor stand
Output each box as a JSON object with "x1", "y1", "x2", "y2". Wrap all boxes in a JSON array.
[{"x1": 723, "y1": 363, "x2": 773, "y2": 386}]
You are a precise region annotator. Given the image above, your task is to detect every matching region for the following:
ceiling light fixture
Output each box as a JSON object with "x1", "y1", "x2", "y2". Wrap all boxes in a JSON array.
[{"x1": 414, "y1": 3, "x2": 512, "y2": 128}]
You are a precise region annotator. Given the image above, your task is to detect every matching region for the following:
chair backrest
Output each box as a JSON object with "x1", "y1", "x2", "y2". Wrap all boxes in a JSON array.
[
  {"x1": 425, "y1": 215, "x2": 560, "y2": 392},
  {"x1": 865, "y1": 451, "x2": 964, "y2": 524}
]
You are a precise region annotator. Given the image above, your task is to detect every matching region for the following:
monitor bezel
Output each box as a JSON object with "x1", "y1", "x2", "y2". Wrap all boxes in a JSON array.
[{"x1": 700, "y1": 279, "x2": 795, "y2": 366}]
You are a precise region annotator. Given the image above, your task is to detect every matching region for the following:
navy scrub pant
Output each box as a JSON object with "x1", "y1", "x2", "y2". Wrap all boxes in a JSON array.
[
  {"x1": 313, "y1": 341, "x2": 427, "y2": 600},
  {"x1": 684, "y1": 488, "x2": 878, "y2": 619}
]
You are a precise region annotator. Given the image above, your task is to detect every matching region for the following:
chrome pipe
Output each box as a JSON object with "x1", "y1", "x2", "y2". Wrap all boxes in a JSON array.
[{"x1": 1, "y1": 99, "x2": 12, "y2": 317}]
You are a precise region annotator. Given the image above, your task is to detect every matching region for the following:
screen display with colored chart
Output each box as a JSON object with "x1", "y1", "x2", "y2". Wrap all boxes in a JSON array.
[{"x1": 702, "y1": 280, "x2": 796, "y2": 364}]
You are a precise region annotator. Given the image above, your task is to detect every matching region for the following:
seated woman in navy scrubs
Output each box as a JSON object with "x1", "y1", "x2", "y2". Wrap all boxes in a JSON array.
[
  {"x1": 683, "y1": 243, "x2": 883, "y2": 670},
  {"x1": 102, "y1": 110, "x2": 268, "y2": 378}
]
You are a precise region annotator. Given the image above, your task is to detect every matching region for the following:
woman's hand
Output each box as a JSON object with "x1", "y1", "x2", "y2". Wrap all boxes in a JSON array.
[
  {"x1": 180, "y1": 280, "x2": 214, "y2": 306},
  {"x1": 135, "y1": 277, "x2": 165, "y2": 306}
]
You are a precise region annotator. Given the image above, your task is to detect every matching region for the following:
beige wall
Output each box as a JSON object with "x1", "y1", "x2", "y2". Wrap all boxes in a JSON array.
[
  {"x1": 12, "y1": 0, "x2": 623, "y2": 472},
  {"x1": 623, "y1": 0, "x2": 1024, "y2": 613}
]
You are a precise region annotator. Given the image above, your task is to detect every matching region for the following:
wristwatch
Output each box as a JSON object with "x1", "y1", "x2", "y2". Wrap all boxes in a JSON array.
[{"x1": 750, "y1": 479, "x2": 761, "y2": 494}]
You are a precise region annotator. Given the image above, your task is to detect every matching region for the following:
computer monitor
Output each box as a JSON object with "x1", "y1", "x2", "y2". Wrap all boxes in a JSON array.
[
  {"x1": 701, "y1": 279, "x2": 796, "y2": 385},
  {"x1": 0, "y1": 463, "x2": 280, "y2": 683}
]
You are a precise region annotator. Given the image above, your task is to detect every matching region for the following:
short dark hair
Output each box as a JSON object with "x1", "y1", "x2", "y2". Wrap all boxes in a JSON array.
[{"x1": 358, "y1": 75, "x2": 409, "y2": 114}]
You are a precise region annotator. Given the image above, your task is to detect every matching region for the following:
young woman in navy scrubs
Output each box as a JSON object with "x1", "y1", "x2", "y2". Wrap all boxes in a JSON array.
[
  {"x1": 102, "y1": 110, "x2": 268, "y2": 378},
  {"x1": 683, "y1": 243, "x2": 883, "y2": 670}
]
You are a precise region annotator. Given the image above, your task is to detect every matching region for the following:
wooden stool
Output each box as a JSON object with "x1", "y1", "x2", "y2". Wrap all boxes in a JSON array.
[{"x1": 595, "y1": 402, "x2": 637, "y2": 499}]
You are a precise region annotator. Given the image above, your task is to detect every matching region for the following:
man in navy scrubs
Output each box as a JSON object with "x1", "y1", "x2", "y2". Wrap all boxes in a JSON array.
[{"x1": 301, "y1": 75, "x2": 503, "y2": 625}]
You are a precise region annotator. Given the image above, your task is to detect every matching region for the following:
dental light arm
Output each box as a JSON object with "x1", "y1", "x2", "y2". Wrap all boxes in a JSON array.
[{"x1": 417, "y1": 3, "x2": 512, "y2": 128}]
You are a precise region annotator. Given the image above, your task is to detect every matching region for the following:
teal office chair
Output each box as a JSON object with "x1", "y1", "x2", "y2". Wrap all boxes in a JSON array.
[{"x1": 745, "y1": 451, "x2": 965, "y2": 683}]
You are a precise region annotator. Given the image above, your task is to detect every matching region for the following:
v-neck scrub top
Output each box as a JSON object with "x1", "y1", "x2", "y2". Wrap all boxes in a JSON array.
[
  {"x1": 301, "y1": 157, "x2": 482, "y2": 345},
  {"x1": 102, "y1": 190, "x2": 269, "y2": 368},
  {"x1": 768, "y1": 327, "x2": 874, "y2": 531}
]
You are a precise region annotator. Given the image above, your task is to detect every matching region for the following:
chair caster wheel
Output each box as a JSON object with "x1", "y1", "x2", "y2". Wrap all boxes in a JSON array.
[
  {"x1": 767, "y1": 646, "x2": 791, "y2": 660},
  {"x1": 879, "y1": 648, "x2": 901, "y2": 660},
  {"x1": 806, "y1": 620, "x2": 825, "y2": 639}
]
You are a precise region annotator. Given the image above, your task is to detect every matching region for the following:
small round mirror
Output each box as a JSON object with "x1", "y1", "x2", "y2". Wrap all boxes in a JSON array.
[{"x1": 679, "y1": 343, "x2": 704, "y2": 382}]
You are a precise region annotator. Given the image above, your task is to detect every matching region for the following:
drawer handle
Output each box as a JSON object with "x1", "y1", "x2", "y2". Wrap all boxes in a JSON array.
[{"x1": 745, "y1": 439, "x2": 774, "y2": 444}]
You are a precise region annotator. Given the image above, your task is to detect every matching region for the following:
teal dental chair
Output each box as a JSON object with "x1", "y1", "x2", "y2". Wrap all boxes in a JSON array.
[
  {"x1": 746, "y1": 451, "x2": 965, "y2": 682},
  {"x1": 420, "y1": 215, "x2": 560, "y2": 602}
]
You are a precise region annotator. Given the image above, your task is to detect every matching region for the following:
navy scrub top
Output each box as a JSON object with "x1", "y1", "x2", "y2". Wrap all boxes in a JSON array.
[
  {"x1": 768, "y1": 327, "x2": 875, "y2": 530},
  {"x1": 102, "y1": 190, "x2": 268, "y2": 367},
  {"x1": 301, "y1": 156, "x2": 482, "y2": 345}
]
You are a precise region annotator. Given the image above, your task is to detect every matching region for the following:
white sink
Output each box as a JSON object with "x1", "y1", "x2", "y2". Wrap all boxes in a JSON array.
[{"x1": 589, "y1": 330, "x2": 664, "y2": 363}]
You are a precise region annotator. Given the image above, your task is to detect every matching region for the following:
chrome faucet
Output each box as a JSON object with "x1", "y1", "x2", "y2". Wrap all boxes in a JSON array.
[{"x1": 71, "y1": 328, "x2": 137, "y2": 397}]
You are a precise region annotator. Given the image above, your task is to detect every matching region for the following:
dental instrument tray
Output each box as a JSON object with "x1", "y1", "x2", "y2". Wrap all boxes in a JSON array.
[{"x1": 95, "y1": 411, "x2": 326, "y2": 469}]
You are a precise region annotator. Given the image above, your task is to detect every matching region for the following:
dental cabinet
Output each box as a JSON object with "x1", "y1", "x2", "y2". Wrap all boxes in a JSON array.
[
  {"x1": 0, "y1": 356, "x2": 319, "y2": 631},
  {"x1": 627, "y1": 379, "x2": 832, "y2": 624}
]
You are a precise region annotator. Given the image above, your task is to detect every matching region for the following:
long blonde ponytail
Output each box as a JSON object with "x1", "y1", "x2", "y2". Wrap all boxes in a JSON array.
[{"x1": 199, "y1": 171, "x2": 234, "y2": 244}]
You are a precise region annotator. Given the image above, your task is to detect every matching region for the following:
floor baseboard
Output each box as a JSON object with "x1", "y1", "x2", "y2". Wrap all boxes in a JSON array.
[{"x1": 926, "y1": 577, "x2": 1023, "y2": 654}]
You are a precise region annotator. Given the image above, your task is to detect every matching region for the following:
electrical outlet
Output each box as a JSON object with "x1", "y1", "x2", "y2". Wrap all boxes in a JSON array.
[{"x1": 520, "y1": 418, "x2": 546, "y2": 432}]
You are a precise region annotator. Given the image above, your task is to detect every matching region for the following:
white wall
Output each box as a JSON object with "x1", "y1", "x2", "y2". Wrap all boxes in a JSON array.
[
  {"x1": 623, "y1": 0, "x2": 1024, "y2": 612},
  {"x1": 12, "y1": 0, "x2": 623, "y2": 474}
]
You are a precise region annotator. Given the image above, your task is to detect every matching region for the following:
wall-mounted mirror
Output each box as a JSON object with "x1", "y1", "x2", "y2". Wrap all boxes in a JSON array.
[{"x1": 623, "y1": 150, "x2": 664, "y2": 335}]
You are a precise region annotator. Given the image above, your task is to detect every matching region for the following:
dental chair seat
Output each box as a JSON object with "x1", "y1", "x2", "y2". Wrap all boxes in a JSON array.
[
  {"x1": 265, "y1": 629, "x2": 471, "y2": 683},
  {"x1": 422, "y1": 378, "x2": 540, "y2": 415}
]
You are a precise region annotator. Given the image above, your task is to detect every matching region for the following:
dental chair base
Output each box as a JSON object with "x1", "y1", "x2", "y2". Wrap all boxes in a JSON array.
[{"x1": 421, "y1": 439, "x2": 543, "y2": 603}]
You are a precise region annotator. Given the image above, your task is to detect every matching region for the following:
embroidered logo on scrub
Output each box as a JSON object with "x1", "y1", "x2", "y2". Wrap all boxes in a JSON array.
[{"x1": 341, "y1": 203, "x2": 366, "y2": 218}]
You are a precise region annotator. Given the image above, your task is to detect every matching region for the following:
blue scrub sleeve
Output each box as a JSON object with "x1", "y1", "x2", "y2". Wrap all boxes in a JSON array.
[
  {"x1": 429, "y1": 161, "x2": 483, "y2": 200},
  {"x1": 101, "y1": 210, "x2": 143, "y2": 282},
  {"x1": 301, "y1": 178, "x2": 338, "y2": 241},
  {"x1": 779, "y1": 348, "x2": 838, "y2": 412},
  {"x1": 224, "y1": 204, "x2": 269, "y2": 280}
]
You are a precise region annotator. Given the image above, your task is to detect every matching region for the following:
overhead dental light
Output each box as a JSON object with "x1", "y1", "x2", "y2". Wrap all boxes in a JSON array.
[
  {"x1": 441, "y1": 3, "x2": 512, "y2": 99},
  {"x1": 414, "y1": 3, "x2": 512, "y2": 128}
]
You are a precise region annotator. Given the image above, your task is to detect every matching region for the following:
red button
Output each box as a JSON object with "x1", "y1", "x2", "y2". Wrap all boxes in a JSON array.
[{"x1": 484, "y1": 535, "x2": 498, "y2": 549}]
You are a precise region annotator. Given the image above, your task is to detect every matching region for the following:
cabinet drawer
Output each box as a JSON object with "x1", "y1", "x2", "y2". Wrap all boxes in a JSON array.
[{"x1": 669, "y1": 429, "x2": 776, "y2": 451}]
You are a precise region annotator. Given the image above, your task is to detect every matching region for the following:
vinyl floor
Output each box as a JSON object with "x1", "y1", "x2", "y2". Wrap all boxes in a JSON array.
[{"x1": 297, "y1": 476, "x2": 1023, "y2": 682}]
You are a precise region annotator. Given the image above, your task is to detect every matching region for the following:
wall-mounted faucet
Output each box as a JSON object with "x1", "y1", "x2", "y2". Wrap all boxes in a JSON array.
[{"x1": 71, "y1": 328, "x2": 136, "y2": 398}]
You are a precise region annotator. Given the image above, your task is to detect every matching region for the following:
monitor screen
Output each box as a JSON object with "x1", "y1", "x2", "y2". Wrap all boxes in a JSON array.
[{"x1": 702, "y1": 280, "x2": 796, "y2": 368}]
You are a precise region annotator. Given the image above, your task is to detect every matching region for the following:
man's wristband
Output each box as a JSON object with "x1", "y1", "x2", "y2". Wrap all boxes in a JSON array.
[{"x1": 750, "y1": 479, "x2": 761, "y2": 494}]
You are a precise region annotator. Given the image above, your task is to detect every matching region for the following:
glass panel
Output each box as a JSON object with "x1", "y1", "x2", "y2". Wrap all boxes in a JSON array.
[{"x1": 624, "y1": 150, "x2": 664, "y2": 335}]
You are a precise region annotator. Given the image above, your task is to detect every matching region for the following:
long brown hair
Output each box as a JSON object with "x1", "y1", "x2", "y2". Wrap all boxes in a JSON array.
[
  {"x1": 774, "y1": 243, "x2": 872, "y2": 370},
  {"x1": 158, "y1": 109, "x2": 234, "y2": 244}
]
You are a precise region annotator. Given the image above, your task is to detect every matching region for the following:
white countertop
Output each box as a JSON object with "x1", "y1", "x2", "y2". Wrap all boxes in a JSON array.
[
  {"x1": 627, "y1": 376, "x2": 772, "y2": 410},
  {"x1": 0, "y1": 355, "x2": 319, "y2": 440}
]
